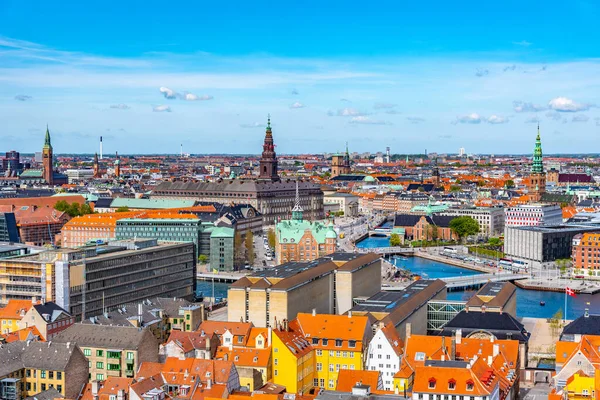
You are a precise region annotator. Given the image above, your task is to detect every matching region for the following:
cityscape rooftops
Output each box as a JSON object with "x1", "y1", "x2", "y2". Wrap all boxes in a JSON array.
[{"x1": 53, "y1": 323, "x2": 154, "y2": 349}]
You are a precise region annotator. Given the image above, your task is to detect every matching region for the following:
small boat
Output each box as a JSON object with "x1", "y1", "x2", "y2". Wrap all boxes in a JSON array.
[{"x1": 540, "y1": 301, "x2": 546, "y2": 306}]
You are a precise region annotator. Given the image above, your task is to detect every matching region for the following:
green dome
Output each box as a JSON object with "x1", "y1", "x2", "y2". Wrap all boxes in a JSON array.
[
  {"x1": 364, "y1": 175, "x2": 376, "y2": 182},
  {"x1": 326, "y1": 225, "x2": 337, "y2": 239}
]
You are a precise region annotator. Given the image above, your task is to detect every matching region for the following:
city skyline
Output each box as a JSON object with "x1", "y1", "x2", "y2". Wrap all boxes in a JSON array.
[{"x1": 1, "y1": 1, "x2": 599, "y2": 154}]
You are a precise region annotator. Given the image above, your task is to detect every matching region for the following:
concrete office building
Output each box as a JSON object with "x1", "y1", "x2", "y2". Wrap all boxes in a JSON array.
[
  {"x1": 323, "y1": 192, "x2": 359, "y2": 217},
  {"x1": 228, "y1": 253, "x2": 381, "y2": 327},
  {"x1": 0, "y1": 239, "x2": 196, "y2": 320},
  {"x1": 351, "y1": 279, "x2": 447, "y2": 340},
  {"x1": 504, "y1": 224, "x2": 600, "y2": 267},
  {"x1": 0, "y1": 213, "x2": 20, "y2": 243}
]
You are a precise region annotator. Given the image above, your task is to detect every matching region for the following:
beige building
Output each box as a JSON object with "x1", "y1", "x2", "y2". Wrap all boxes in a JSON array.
[
  {"x1": 53, "y1": 323, "x2": 159, "y2": 381},
  {"x1": 17, "y1": 302, "x2": 74, "y2": 340},
  {"x1": 228, "y1": 253, "x2": 381, "y2": 327},
  {"x1": 0, "y1": 341, "x2": 89, "y2": 399},
  {"x1": 323, "y1": 193, "x2": 359, "y2": 217}
]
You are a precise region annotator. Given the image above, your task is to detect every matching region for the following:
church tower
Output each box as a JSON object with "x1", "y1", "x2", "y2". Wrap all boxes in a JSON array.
[
  {"x1": 528, "y1": 125, "x2": 546, "y2": 202},
  {"x1": 258, "y1": 115, "x2": 280, "y2": 182},
  {"x1": 93, "y1": 153, "x2": 100, "y2": 178},
  {"x1": 114, "y1": 152, "x2": 121, "y2": 178},
  {"x1": 42, "y1": 125, "x2": 54, "y2": 185},
  {"x1": 432, "y1": 157, "x2": 441, "y2": 187},
  {"x1": 331, "y1": 143, "x2": 351, "y2": 177}
]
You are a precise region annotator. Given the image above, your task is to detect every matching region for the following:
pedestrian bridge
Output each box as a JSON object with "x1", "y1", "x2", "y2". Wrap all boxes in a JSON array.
[
  {"x1": 357, "y1": 247, "x2": 414, "y2": 255},
  {"x1": 383, "y1": 272, "x2": 529, "y2": 291},
  {"x1": 196, "y1": 271, "x2": 246, "y2": 283},
  {"x1": 368, "y1": 228, "x2": 393, "y2": 237}
]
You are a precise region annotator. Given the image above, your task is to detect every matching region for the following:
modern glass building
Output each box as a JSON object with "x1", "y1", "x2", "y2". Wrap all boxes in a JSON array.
[
  {"x1": 209, "y1": 227, "x2": 235, "y2": 271},
  {"x1": 0, "y1": 212, "x2": 20, "y2": 243},
  {"x1": 427, "y1": 300, "x2": 466, "y2": 332}
]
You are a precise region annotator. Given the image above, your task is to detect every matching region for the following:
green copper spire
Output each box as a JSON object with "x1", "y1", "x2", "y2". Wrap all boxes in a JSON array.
[
  {"x1": 532, "y1": 124, "x2": 544, "y2": 174},
  {"x1": 291, "y1": 180, "x2": 304, "y2": 222},
  {"x1": 267, "y1": 114, "x2": 271, "y2": 130},
  {"x1": 43, "y1": 124, "x2": 52, "y2": 149}
]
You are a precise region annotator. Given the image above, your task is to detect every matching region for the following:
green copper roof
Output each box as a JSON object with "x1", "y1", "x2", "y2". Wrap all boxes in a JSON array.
[
  {"x1": 19, "y1": 169, "x2": 44, "y2": 178},
  {"x1": 276, "y1": 219, "x2": 336, "y2": 244},
  {"x1": 43, "y1": 125, "x2": 52, "y2": 149},
  {"x1": 110, "y1": 198, "x2": 195, "y2": 209},
  {"x1": 210, "y1": 226, "x2": 235, "y2": 238},
  {"x1": 532, "y1": 125, "x2": 544, "y2": 174}
]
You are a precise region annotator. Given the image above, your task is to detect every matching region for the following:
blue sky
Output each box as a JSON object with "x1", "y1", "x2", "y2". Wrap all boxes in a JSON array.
[{"x1": 1, "y1": 0, "x2": 599, "y2": 154}]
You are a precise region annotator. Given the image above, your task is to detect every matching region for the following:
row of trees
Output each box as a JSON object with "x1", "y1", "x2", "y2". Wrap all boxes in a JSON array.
[{"x1": 54, "y1": 200, "x2": 93, "y2": 217}]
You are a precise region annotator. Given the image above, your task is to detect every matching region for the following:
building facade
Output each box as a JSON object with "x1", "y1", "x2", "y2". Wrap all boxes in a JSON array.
[
  {"x1": 571, "y1": 233, "x2": 600, "y2": 277},
  {"x1": 228, "y1": 253, "x2": 381, "y2": 327},
  {"x1": 0, "y1": 213, "x2": 20, "y2": 243},
  {"x1": 504, "y1": 204, "x2": 562, "y2": 228},
  {"x1": 331, "y1": 146, "x2": 351, "y2": 178},
  {"x1": 504, "y1": 225, "x2": 600, "y2": 267},
  {"x1": 439, "y1": 207, "x2": 505, "y2": 236}
]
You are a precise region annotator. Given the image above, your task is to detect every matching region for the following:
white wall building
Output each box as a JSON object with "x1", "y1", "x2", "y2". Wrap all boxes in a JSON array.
[
  {"x1": 324, "y1": 193, "x2": 360, "y2": 217},
  {"x1": 366, "y1": 323, "x2": 402, "y2": 391},
  {"x1": 440, "y1": 207, "x2": 505, "y2": 236},
  {"x1": 504, "y1": 204, "x2": 562, "y2": 228}
]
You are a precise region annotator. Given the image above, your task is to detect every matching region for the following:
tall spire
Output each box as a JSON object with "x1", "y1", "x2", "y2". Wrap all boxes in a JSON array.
[
  {"x1": 532, "y1": 124, "x2": 544, "y2": 174},
  {"x1": 258, "y1": 113, "x2": 280, "y2": 181},
  {"x1": 291, "y1": 180, "x2": 303, "y2": 221},
  {"x1": 267, "y1": 113, "x2": 271, "y2": 130},
  {"x1": 43, "y1": 125, "x2": 52, "y2": 149}
]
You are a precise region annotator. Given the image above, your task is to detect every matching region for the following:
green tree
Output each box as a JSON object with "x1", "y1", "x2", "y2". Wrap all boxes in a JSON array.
[
  {"x1": 390, "y1": 233, "x2": 402, "y2": 247},
  {"x1": 234, "y1": 231, "x2": 245, "y2": 266},
  {"x1": 115, "y1": 206, "x2": 130, "y2": 213},
  {"x1": 505, "y1": 180, "x2": 515, "y2": 189},
  {"x1": 549, "y1": 309, "x2": 563, "y2": 338},
  {"x1": 450, "y1": 185, "x2": 461, "y2": 192},
  {"x1": 267, "y1": 229, "x2": 277, "y2": 249},
  {"x1": 488, "y1": 237, "x2": 502, "y2": 247},
  {"x1": 449, "y1": 216, "x2": 480, "y2": 243},
  {"x1": 198, "y1": 254, "x2": 209, "y2": 264},
  {"x1": 245, "y1": 232, "x2": 255, "y2": 265},
  {"x1": 54, "y1": 200, "x2": 94, "y2": 217}
]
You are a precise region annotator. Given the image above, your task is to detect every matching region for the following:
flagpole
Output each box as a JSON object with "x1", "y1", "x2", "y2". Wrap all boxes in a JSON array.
[{"x1": 564, "y1": 288, "x2": 567, "y2": 324}]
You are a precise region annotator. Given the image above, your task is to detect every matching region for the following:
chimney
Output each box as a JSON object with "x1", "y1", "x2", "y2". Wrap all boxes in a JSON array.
[
  {"x1": 283, "y1": 319, "x2": 289, "y2": 332},
  {"x1": 312, "y1": 308, "x2": 316, "y2": 316},
  {"x1": 493, "y1": 343, "x2": 499, "y2": 357},
  {"x1": 138, "y1": 303, "x2": 143, "y2": 325},
  {"x1": 348, "y1": 311, "x2": 352, "y2": 318},
  {"x1": 487, "y1": 355, "x2": 493, "y2": 366},
  {"x1": 207, "y1": 378, "x2": 212, "y2": 389},
  {"x1": 456, "y1": 329, "x2": 462, "y2": 344},
  {"x1": 405, "y1": 323, "x2": 411, "y2": 339},
  {"x1": 117, "y1": 389, "x2": 125, "y2": 400},
  {"x1": 441, "y1": 354, "x2": 445, "y2": 361},
  {"x1": 450, "y1": 336, "x2": 456, "y2": 361},
  {"x1": 92, "y1": 381, "x2": 100, "y2": 400}
]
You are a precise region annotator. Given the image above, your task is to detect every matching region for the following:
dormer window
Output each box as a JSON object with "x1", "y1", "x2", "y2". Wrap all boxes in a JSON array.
[
  {"x1": 253, "y1": 356, "x2": 258, "y2": 362},
  {"x1": 323, "y1": 339, "x2": 329, "y2": 346},
  {"x1": 349, "y1": 340, "x2": 356, "y2": 348},
  {"x1": 312, "y1": 338, "x2": 319, "y2": 345},
  {"x1": 428, "y1": 378, "x2": 436, "y2": 389},
  {"x1": 238, "y1": 336, "x2": 244, "y2": 343},
  {"x1": 448, "y1": 379, "x2": 456, "y2": 390},
  {"x1": 335, "y1": 339, "x2": 343, "y2": 347},
  {"x1": 466, "y1": 380, "x2": 474, "y2": 391}
]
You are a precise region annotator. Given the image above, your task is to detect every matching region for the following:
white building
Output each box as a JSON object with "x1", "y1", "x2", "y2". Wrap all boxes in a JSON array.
[
  {"x1": 324, "y1": 193, "x2": 360, "y2": 217},
  {"x1": 439, "y1": 207, "x2": 505, "y2": 236},
  {"x1": 504, "y1": 204, "x2": 562, "y2": 228},
  {"x1": 65, "y1": 169, "x2": 94, "y2": 183},
  {"x1": 366, "y1": 322, "x2": 403, "y2": 391}
]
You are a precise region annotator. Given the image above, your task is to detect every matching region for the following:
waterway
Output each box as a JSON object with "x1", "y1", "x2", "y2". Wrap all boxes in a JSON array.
[{"x1": 195, "y1": 251, "x2": 600, "y2": 320}]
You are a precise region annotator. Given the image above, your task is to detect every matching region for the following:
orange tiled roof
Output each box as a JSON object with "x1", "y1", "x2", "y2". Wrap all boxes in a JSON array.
[
  {"x1": 0, "y1": 299, "x2": 35, "y2": 320},
  {"x1": 80, "y1": 377, "x2": 134, "y2": 400},
  {"x1": 198, "y1": 321, "x2": 254, "y2": 339},
  {"x1": 336, "y1": 369, "x2": 381, "y2": 392},
  {"x1": 215, "y1": 346, "x2": 271, "y2": 368},
  {"x1": 295, "y1": 313, "x2": 369, "y2": 351},
  {"x1": 272, "y1": 320, "x2": 313, "y2": 359},
  {"x1": 0, "y1": 326, "x2": 43, "y2": 343}
]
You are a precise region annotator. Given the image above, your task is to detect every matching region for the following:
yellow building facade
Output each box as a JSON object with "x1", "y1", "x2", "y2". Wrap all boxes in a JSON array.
[
  {"x1": 271, "y1": 323, "x2": 315, "y2": 394},
  {"x1": 565, "y1": 372, "x2": 596, "y2": 400}
]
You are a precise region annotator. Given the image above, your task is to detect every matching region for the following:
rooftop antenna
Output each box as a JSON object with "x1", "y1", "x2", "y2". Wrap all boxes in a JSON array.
[
  {"x1": 100, "y1": 136, "x2": 103, "y2": 160},
  {"x1": 180, "y1": 143, "x2": 183, "y2": 157}
]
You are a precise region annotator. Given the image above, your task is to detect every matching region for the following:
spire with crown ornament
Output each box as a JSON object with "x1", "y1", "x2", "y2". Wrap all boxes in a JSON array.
[{"x1": 258, "y1": 114, "x2": 280, "y2": 181}]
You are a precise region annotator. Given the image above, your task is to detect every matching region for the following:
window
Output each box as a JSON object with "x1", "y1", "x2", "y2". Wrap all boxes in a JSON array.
[
  {"x1": 57, "y1": 372, "x2": 62, "y2": 380},
  {"x1": 238, "y1": 336, "x2": 244, "y2": 343},
  {"x1": 316, "y1": 350, "x2": 322, "y2": 356},
  {"x1": 415, "y1": 352, "x2": 426, "y2": 361},
  {"x1": 96, "y1": 350, "x2": 104, "y2": 357},
  {"x1": 466, "y1": 381, "x2": 474, "y2": 391},
  {"x1": 335, "y1": 339, "x2": 342, "y2": 347},
  {"x1": 84, "y1": 349, "x2": 92, "y2": 356},
  {"x1": 312, "y1": 338, "x2": 319, "y2": 345},
  {"x1": 126, "y1": 352, "x2": 134, "y2": 360},
  {"x1": 107, "y1": 351, "x2": 121, "y2": 359},
  {"x1": 57, "y1": 385, "x2": 62, "y2": 393},
  {"x1": 49, "y1": 371, "x2": 54, "y2": 379},
  {"x1": 448, "y1": 380, "x2": 456, "y2": 390},
  {"x1": 274, "y1": 370, "x2": 278, "y2": 376},
  {"x1": 96, "y1": 374, "x2": 104, "y2": 380},
  {"x1": 329, "y1": 380, "x2": 335, "y2": 388},
  {"x1": 109, "y1": 396, "x2": 117, "y2": 400},
  {"x1": 274, "y1": 359, "x2": 278, "y2": 366},
  {"x1": 336, "y1": 351, "x2": 341, "y2": 357},
  {"x1": 377, "y1": 344, "x2": 382, "y2": 349},
  {"x1": 107, "y1": 364, "x2": 121, "y2": 371},
  {"x1": 322, "y1": 339, "x2": 328, "y2": 346},
  {"x1": 96, "y1": 362, "x2": 104, "y2": 369},
  {"x1": 314, "y1": 379, "x2": 319, "y2": 387},
  {"x1": 317, "y1": 363, "x2": 322, "y2": 372},
  {"x1": 329, "y1": 351, "x2": 334, "y2": 357},
  {"x1": 329, "y1": 364, "x2": 334, "y2": 372},
  {"x1": 428, "y1": 378, "x2": 436, "y2": 389},
  {"x1": 41, "y1": 370, "x2": 46, "y2": 378},
  {"x1": 186, "y1": 314, "x2": 190, "y2": 320},
  {"x1": 42, "y1": 384, "x2": 46, "y2": 391}
]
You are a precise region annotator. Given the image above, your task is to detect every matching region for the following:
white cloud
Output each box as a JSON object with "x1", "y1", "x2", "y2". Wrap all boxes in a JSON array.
[
  {"x1": 330, "y1": 107, "x2": 365, "y2": 117},
  {"x1": 407, "y1": 117, "x2": 425, "y2": 124},
  {"x1": 572, "y1": 114, "x2": 590, "y2": 123},
  {"x1": 374, "y1": 102, "x2": 396, "y2": 109},
  {"x1": 240, "y1": 122, "x2": 266, "y2": 128},
  {"x1": 455, "y1": 113, "x2": 482, "y2": 124},
  {"x1": 487, "y1": 115, "x2": 508, "y2": 124},
  {"x1": 513, "y1": 101, "x2": 546, "y2": 113},
  {"x1": 349, "y1": 116, "x2": 391, "y2": 125},
  {"x1": 290, "y1": 101, "x2": 305, "y2": 109},
  {"x1": 14, "y1": 94, "x2": 32, "y2": 101},
  {"x1": 513, "y1": 40, "x2": 532, "y2": 47},
  {"x1": 159, "y1": 86, "x2": 178, "y2": 99},
  {"x1": 110, "y1": 104, "x2": 130, "y2": 110},
  {"x1": 548, "y1": 96, "x2": 592, "y2": 112},
  {"x1": 525, "y1": 116, "x2": 540, "y2": 124},
  {"x1": 153, "y1": 105, "x2": 171, "y2": 112}
]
